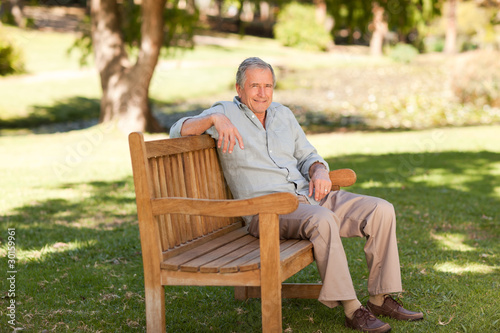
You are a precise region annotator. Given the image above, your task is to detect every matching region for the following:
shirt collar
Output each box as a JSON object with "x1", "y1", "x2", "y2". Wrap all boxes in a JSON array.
[{"x1": 233, "y1": 96, "x2": 246, "y2": 110}]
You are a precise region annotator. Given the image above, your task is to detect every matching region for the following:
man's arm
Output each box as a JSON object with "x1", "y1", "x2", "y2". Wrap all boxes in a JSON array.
[
  {"x1": 308, "y1": 161, "x2": 332, "y2": 201},
  {"x1": 181, "y1": 113, "x2": 244, "y2": 154}
]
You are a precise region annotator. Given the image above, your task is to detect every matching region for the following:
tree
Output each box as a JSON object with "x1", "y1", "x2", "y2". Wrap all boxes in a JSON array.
[
  {"x1": 327, "y1": 0, "x2": 442, "y2": 54},
  {"x1": 369, "y1": 2, "x2": 387, "y2": 56},
  {"x1": 444, "y1": 0, "x2": 458, "y2": 54},
  {"x1": 90, "y1": 0, "x2": 166, "y2": 133},
  {"x1": 0, "y1": 0, "x2": 26, "y2": 28}
]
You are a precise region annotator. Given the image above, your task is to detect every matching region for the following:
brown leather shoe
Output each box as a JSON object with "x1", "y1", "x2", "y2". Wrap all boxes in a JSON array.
[
  {"x1": 367, "y1": 295, "x2": 424, "y2": 321},
  {"x1": 345, "y1": 306, "x2": 392, "y2": 333}
]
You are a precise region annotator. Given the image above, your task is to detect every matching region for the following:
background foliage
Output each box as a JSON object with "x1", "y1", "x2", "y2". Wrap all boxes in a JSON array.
[
  {"x1": 274, "y1": 2, "x2": 332, "y2": 51},
  {"x1": 0, "y1": 33, "x2": 24, "y2": 75},
  {"x1": 450, "y1": 49, "x2": 500, "y2": 108}
]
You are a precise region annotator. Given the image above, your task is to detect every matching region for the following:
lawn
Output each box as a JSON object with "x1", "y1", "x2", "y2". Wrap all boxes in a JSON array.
[
  {"x1": 0, "y1": 124, "x2": 498, "y2": 332},
  {"x1": 0, "y1": 25, "x2": 499, "y2": 332}
]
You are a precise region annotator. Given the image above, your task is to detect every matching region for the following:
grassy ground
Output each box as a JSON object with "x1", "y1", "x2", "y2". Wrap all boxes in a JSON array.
[
  {"x1": 0, "y1": 125, "x2": 498, "y2": 332},
  {"x1": 0, "y1": 26, "x2": 499, "y2": 332}
]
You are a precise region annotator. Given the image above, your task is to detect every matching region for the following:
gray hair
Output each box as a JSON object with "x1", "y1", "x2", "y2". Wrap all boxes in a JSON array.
[{"x1": 236, "y1": 57, "x2": 276, "y2": 88}]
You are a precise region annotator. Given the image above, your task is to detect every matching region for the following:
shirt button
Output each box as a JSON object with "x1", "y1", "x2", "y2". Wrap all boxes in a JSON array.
[
  {"x1": 269, "y1": 150, "x2": 272, "y2": 153},
  {"x1": 252, "y1": 115, "x2": 255, "y2": 118}
]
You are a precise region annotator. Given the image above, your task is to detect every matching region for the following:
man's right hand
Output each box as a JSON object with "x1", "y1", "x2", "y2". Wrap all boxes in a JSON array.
[
  {"x1": 211, "y1": 113, "x2": 244, "y2": 153},
  {"x1": 180, "y1": 113, "x2": 244, "y2": 154}
]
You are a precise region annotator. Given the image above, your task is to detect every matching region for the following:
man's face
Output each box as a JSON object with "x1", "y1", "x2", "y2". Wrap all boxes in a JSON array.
[{"x1": 236, "y1": 67, "x2": 274, "y2": 115}]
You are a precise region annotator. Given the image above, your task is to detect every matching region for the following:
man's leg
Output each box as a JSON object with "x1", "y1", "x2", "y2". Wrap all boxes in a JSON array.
[
  {"x1": 320, "y1": 190, "x2": 403, "y2": 296},
  {"x1": 248, "y1": 199, "x2": 392, "y2": 332},
  {"x1": 322, "y1": 190, "x2": 423, "y2": 322}
]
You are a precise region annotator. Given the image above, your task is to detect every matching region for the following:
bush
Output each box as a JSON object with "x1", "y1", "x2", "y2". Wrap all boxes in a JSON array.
[
  {"x1": 274, "y1": 2, "x2": 332, "y2": 52},
  {"x1": 451, "y1": 50, "x2": 500, "y2": 108},
  {"x1": 386, "y1": 43, "x2": 419, "y2": 63},
  {"x1": 423, "y1": 36, "x2": 445, "y2": 53},
  {"x1": 0, "y1": 35, "x2": 25, "y2": 76}
]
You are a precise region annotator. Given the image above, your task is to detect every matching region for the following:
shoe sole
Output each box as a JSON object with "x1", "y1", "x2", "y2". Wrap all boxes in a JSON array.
[{"x1": 345, "y1": 321, "x2": 392, "y2": 333}]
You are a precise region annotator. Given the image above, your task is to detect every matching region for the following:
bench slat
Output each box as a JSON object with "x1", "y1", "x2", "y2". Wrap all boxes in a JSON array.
[
  {"x1": 161, "y1": 227, "x2": 249, "y2": 270},
  {"x1": 189, "y1": 235, "x2": 258, "y2": 273},
  {"x1": 279, "y1": 240, "x2": 314, "y2": 268},
  {"x1": 211, "y1": 239, "x2": 261, "y2": 273},
  {"x1": 145, "y1": 134, "x2": 215, "y2": 158},
  {"x1": 238, "y1": 240, "x2": 302, "y2": 272},
  {"x1": 219, "y1": 238, "x2": 260, "y2": 274}
]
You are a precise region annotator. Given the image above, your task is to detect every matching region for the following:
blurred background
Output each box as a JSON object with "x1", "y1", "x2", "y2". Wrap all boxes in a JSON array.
[{"x1": 1, "y1": 0, "x2": 499, "y2": 134}]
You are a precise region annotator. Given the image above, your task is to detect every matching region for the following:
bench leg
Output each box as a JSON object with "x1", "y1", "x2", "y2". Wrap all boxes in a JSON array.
[
  {"x1": 259, "y1": 213, "x2": 282, "y2": 333},
  {"x1": 261, "y1": 279, "x2": 282, "y2": 333},
  {"x1": 234, "y1": 286, "x2": 249, "y2": 300},
  {"x1": 145, "y1": 284, "x2": 166, "y2": 333}
]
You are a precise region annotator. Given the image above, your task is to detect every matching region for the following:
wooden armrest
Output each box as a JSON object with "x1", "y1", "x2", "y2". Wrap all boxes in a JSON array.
[
  {"x1": 151, "y1": 192, "x2": 298, "y2": 217},
  {"x1": 329, "y1": 168, "x2": 356, "y2": 188}
]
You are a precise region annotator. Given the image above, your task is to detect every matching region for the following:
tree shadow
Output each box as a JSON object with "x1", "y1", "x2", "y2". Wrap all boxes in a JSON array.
[
  {"x1": 153, "y1": 101, "x2": 210, "y2": 134},
  {"x1": 0, "y1": 96, "x2": 100, "y2": 134}
]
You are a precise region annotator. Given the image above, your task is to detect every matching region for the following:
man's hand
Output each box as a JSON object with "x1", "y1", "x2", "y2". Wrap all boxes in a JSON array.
[
  {"x1": 180, "y1": 113, "x2": 244, "y2": 153},
  {"x1": 211, "y1": 113, "x2": 244, "y2": 153},
  {"x1": 308, "y1": 162, "x2": 332, "y2": 201}
]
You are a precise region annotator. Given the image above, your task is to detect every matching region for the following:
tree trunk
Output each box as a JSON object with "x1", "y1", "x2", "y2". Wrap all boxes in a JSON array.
[
  {"x1": 444, "y1": 0, "x2": 457, "y2": 54},
  {"x1": 90, "y1": 0, "x2": 165, "y2": 133},
  {"x1": 314, "y1": 0, "x2": 334, "y2": 47},
  {"x1": 369, "y1": 3, "x2": 387, "y2": 56},
  {"x1": 2, "y1": 0, "x2": 25, "y2": 28}
]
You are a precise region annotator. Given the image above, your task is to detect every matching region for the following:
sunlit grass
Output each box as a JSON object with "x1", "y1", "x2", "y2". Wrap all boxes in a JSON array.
[
  {"x1": 8, "y1": 239, "x2": 99, "y2": 264},
  {"x1": 434, "y1": 262, "x2": 497, "y2": 274},
  {"x1": 2, "y1": 25, "x2": 91, "y2": 73},
  {"x1": 431, "y1": 233, "x2": 476, "y2": 252}
]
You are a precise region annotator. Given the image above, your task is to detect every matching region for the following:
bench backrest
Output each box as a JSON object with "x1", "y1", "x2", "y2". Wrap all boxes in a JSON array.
[{"x1": 129, "y1": 133, "x2": 241, "y2": 259}]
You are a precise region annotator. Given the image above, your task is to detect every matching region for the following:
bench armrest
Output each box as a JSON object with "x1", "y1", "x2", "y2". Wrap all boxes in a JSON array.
[
  {"x1": 329, "y1": 168, "x2": 357, "y2": 188},
  {"x1": 150, "y1": 192, "x2": 299, "y2": 217}
]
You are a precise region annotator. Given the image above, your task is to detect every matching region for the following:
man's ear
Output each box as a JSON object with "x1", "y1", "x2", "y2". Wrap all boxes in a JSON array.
[{"x1": 235, "y1": 83, "x2": 242, "y2": 97}]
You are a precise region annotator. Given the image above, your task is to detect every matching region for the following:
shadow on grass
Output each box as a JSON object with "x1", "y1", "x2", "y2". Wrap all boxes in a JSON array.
[
  {"x1": 0, "y1": 96, "x2": 100, "y2": 133},
  {"x1": 153, "y1": 101, "x2": 210, "y2": 134},
  {"x1": 0, "y1": 151, "x2": 498, "y2": 332}
]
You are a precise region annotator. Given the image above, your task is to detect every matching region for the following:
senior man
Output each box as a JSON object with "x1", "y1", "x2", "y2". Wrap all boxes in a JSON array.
[{"x1": 169, "y1": 57, "x2": 423, "y2": 332}]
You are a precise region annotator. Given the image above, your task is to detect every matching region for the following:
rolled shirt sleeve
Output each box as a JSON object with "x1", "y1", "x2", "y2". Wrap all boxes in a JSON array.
[{"x1": 169, "y1": 105, "x2": 225, "y2": 139}]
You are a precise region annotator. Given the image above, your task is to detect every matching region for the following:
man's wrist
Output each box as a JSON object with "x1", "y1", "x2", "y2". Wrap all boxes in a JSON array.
[{"x1": 309, "y1": 161, "x2": 328, "y2": 177}]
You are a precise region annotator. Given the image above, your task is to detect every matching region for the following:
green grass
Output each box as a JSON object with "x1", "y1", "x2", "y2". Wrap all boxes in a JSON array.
[
  {"x1": 0, "y1": 125, "x2": 498, "y2": 332},
  {"x1": 0, "y1": 25, "x2": 499, "y2": 332}
]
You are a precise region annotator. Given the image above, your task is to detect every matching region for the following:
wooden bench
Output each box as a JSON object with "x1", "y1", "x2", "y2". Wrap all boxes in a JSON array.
[{"x1": 128, "y1": 132, "x2": 356, "y2": 332}]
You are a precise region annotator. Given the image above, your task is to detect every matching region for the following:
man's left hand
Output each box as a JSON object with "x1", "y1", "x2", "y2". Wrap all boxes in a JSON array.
[{"x1": 308, "y1": 163, "x2": 332, "y2": 201}]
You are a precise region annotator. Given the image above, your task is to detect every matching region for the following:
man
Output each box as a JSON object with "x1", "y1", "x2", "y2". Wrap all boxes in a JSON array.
[{"x1": 170, "y1": 57, "x2": 423, "y2": 332}]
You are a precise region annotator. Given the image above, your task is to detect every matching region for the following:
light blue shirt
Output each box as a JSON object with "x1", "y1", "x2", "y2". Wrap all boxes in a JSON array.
[{"x1": 169, "y1": 97, "x2": 329, "y2": 208}]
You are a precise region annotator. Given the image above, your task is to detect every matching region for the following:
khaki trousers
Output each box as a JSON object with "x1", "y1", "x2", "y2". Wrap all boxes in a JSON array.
[{"x1": 248, "y1": 190, "x2": 403, "y2": 308}]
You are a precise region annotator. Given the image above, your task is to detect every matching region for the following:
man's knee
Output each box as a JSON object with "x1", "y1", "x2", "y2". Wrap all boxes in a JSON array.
[
  {"x1": 364, "y1": 198, "x2": 397, "y2": 236},
  {"x1": 375, "y1": 198, "x2": 395, "y2": 217},
  {"x1": 303, "y1": 208, "x2": 339, "y2": 239}
]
